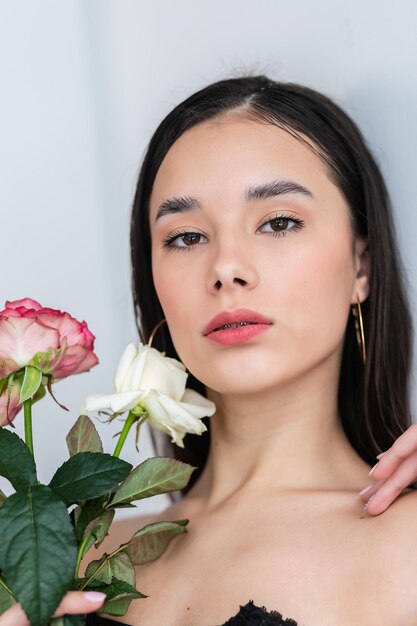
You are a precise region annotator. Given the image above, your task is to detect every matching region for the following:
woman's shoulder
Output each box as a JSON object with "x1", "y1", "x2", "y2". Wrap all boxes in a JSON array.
[
  {"x1": 373, "y1": 487, "x2": 417, "y2": 543},
  {"x1": 370, "y1": 488, "x2": 417, "y2": 622}
]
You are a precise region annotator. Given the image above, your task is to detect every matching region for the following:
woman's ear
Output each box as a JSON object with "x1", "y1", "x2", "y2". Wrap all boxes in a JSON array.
[{"x1": 352, "y1": 238, "x2": 370, "y2": 304}]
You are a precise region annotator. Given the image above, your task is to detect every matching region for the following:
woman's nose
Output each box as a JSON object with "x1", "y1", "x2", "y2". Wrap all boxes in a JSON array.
[{"x1": 205, "y1": 240, "x2": 259, "y2": 294}]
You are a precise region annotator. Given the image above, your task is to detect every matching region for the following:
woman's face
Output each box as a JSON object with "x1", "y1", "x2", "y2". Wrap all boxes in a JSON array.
[{"x1": 149, "y1": 116, "x2": 369, "y2": 395}]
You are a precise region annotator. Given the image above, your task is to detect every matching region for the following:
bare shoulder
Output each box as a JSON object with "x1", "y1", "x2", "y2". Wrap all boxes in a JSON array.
[
  {"x1": 371, "y1": 489, "x2": 417, "y2": 621},
  {"x1": 374, "y1": 488, "x2": 417, "y2": 550}
]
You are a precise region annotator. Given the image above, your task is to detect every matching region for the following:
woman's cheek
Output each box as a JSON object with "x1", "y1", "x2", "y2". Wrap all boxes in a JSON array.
[
  {"x1": 152, "y1": 260, "x2": 195, "y2": 351},
  {"x1": 279, "y1": 237, "x2": 354, "y2": 356}
]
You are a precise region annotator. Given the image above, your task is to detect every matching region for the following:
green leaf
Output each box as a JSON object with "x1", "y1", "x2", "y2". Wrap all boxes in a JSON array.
[
  {"x1": 0, "y1": 579, "x2": 16, "y2": 613},
  {"x1": 0, "y1": 377, "x2": 8, "y2": 396},
  {"x1": 0, "y1": 427, "x2": 37, "y2": 490},
  {"x1": 124, "y1": 519, "x2": 189, "y2": 565},
  {"x1": 85, "y1": 578, "x2": 146, "y2": 617},
  {"x1": 66, "y1": 415, "x2": 103, "y2": 457},
  {"x1": 29, "y1": 347, "x2": 61, "y2": 374},
  {"x1": 0, "y1": 485, "x2": 78, "y2": 626},
  {"x1": 19, "y1": 366, "x2": 43, "y2": 403},
  {"x1": 0, "y1": 490, "x2": 7, "y2": 508},
  {"x1": 32, "y1": 383, "x2": 46, "y2": 405},
  {"x1": 74, "y1": 495, "x2": 109, "y2": 542},
  {"x1": 85, "y1": 551, "x2": 135, "y2": 587},
  {"x1": 49, "y1": 453, "x2": 132, "y2": 505},
  {"x1": 107, "y1": 553, "x2": 135, "y2": 586},
  {"x1": 82, "y1": 510, "x2": 115, "y2": 555},
  {"x1": 84, "y1": 509, "x2": 115, "y2": 545},
  {"x1": 99, "y1": 597, "x2": 131, "y2": 617},
  {"x1": 109, "y1": 457, "x2": 196, "y2": 507}
]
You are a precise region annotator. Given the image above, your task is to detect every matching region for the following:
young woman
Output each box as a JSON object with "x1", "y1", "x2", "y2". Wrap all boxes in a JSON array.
[{"x1": 3, "y1": 76, "x2": 417, "y2": 626}]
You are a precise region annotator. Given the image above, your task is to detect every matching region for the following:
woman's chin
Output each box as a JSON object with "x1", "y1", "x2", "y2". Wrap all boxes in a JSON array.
[{"x1": 203, "y1": 374, "x2": 284, "y2": 398}]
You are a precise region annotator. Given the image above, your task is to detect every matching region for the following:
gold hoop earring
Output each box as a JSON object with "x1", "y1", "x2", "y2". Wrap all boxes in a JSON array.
[
  {"x1": 147, "y1": 318, "x2": 167, "y2": 348},
  {"x1": 351, "y1": 293, "x2": 366, "y2": 365}
]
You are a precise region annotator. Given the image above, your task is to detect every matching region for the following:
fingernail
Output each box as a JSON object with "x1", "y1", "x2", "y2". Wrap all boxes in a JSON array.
[
  {"x1": 376, "y1": 451, "x2": 386, "y2": 460},
  {"x1": 363, "y1": 494, "x2": 375, "y2": 510},
  {"x1": 369, "y1": 463, "x2": 378, "y2": 476},
  {"x1": 358, "y1": 484, "x2": 374, "y2": 497},
  {"x1": 84, "y1": 592, "x2": 106, "y2": 603}
]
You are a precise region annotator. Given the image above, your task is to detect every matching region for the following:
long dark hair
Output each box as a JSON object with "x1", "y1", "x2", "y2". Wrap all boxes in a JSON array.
[{"x1": 130, "y1": 75, "x2": 414, "y2": 502}]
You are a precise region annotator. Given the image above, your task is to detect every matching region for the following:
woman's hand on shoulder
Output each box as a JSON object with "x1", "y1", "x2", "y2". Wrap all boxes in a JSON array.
[
  {"x1": 359, "y1": 423, "x2": 417, "y2": 516},
  {"x1": 0, "y1": 591, "x2": 106, "y2": 626}
]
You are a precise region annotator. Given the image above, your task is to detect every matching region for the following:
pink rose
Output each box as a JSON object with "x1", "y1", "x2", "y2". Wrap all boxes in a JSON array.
[{"x1": 0, "y1": 298, "x2": 99, "y2": 424}]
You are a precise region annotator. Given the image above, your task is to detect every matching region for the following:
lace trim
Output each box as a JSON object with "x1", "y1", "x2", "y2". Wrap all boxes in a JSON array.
[{"x1": 221, "y1": 599, "x2": 298, "y2": 625}]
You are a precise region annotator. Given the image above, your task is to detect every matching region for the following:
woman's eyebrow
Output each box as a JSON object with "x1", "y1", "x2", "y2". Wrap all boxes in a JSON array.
[
  {"x1": 154, "y1": 179, "x2": 314, "y2": 223},
  {"x1": 246, "y1": 179, "x2": 313, "y2": 201}
]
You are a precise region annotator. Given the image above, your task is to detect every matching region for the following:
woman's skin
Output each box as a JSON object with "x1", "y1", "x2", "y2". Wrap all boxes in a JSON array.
[{"x1": 3, "y1": 115, "x2": 417, "y2": 625}]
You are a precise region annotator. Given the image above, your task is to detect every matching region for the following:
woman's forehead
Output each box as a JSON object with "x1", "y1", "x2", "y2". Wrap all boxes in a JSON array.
[{"x1": 149, "y1": 117, "x2": 334, "y2": 220}]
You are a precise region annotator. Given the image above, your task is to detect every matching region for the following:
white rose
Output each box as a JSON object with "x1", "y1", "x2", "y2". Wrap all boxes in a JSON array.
[{"x1": 81, "y1": 342, "x2": 216, "y2": 448}]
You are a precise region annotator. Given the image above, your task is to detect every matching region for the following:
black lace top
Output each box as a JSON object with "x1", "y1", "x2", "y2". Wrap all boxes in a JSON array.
[{"x1": 86, "y1": 599, "x2": 299, "y2": 625}]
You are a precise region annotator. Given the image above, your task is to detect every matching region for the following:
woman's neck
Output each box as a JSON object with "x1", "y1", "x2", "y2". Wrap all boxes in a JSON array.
[{"x1": 186, "y1": 358, "x2": 370, "y2": 513}]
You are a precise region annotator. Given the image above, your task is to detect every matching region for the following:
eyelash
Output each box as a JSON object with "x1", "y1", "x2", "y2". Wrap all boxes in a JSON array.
[{"x1": 161, "y1": 213, "x2": 305, "y2": 252}]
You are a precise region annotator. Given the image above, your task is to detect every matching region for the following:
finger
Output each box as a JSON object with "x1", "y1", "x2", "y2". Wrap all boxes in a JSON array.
[
  {"x1": 0, "y1": 603, "x2": 29, "y2": 626},
  {"x1": 363, "y1": 453, "x2": 417, "y2": 516},
  {"x1": 358, "y1": 479, "x2": 385, "y2": 502},
  {"x1": 0, "y1": 592, "x2": 106, "y2": 626},
  {"x1": 53, "y1": 591, "x2": 106, "y2": 617},
  {"x1": 369, "y1": 424, "x2": 417, "y2": 481}
]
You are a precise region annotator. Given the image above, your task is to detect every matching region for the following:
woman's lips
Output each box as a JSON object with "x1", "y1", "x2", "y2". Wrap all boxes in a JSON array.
[
  {"x1": 202, "y1": 308, "x2": 273, "y2": 336},
  {"x1": 204, "y1": 322, "x2": 271, "y2": 346}
]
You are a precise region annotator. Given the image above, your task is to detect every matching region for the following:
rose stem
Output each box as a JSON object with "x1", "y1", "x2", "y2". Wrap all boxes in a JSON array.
[
  {"x1": 0, "y1": 575, "x2": 16, "y2": 600},
  {"x1": 75, "y1": 529, "x2": 93, "y2": 577},
  {"x1": 112, "y1": 411, "x2": 137, "y2": 458},
  {"x1": 23, "y1": 398, "x2": 34, "y2": 456}
]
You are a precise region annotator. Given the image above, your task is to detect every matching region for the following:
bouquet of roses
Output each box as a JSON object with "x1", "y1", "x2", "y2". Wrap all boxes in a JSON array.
[{"x1": 0, "y1": 298, "x2": 215, "y2": 626}]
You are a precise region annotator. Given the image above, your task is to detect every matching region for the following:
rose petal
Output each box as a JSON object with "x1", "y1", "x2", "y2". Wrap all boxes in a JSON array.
[
  {"x1": 52, "y1": 345, "x2": 99, "y2": 379},
  {"x1": 114, "y1": 343, "x2": 138, "y2": 393},
  {"x1": 179, "y1": 388, "x2": 217, "y2": 417},
  {"x1": 0, "y1": 380, "x2": 23, "y2": 425},
  {"x1": 138, "y1": 347, "x2": 187, "y2": 401},
  {"x1": 69, "y1": 349, "x2": 99, "y2": 376},
  {"x1": 0, "y1": 356, "x2": 21, "y2": 378},
  {"x1": 154, "y1": 391, "x2": 209, "y2": 433},
  {"x1": 123, "y1": 348, "x2": 151, "y2": 393},
  {"x1": 115, "y1": 344, "x2": 146, "y2": 393},
  {"x1": 81, "y1": 390, "x2": 144, "y2": 414},
  {"x1": 0, "y1": 317, "x2": 60, "y2": 367},
  {"x1": 140, "y1": 390, "x2": 186, "y2": 447},
  {"x1": 2, "y1": 298, "x2": 42, "y2": 313},
  {"x1": 141, "y1": 389, "x2": 209, "y2": 449}
]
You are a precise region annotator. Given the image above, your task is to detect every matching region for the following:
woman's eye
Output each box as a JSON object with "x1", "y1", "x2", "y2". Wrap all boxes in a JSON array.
[
  {"x1": 162, "y1": 231, "x2": 208, "y2": 250},
  {"x1": 258, "y1": 215, "x2": 305, "y2": 237},
  {"x1": 161, "y1": 214, "x2": 305, "y2": 251}
]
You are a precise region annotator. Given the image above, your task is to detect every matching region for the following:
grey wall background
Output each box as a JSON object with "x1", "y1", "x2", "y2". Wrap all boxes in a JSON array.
[{"x1": 1, "y1": 0, "x2": 416, "y2": 517}]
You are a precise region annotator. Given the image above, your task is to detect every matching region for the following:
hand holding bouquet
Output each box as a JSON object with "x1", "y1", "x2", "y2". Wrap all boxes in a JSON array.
[{"x1": 0, "y1": 298, "x2": 216, "y2": 626}]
